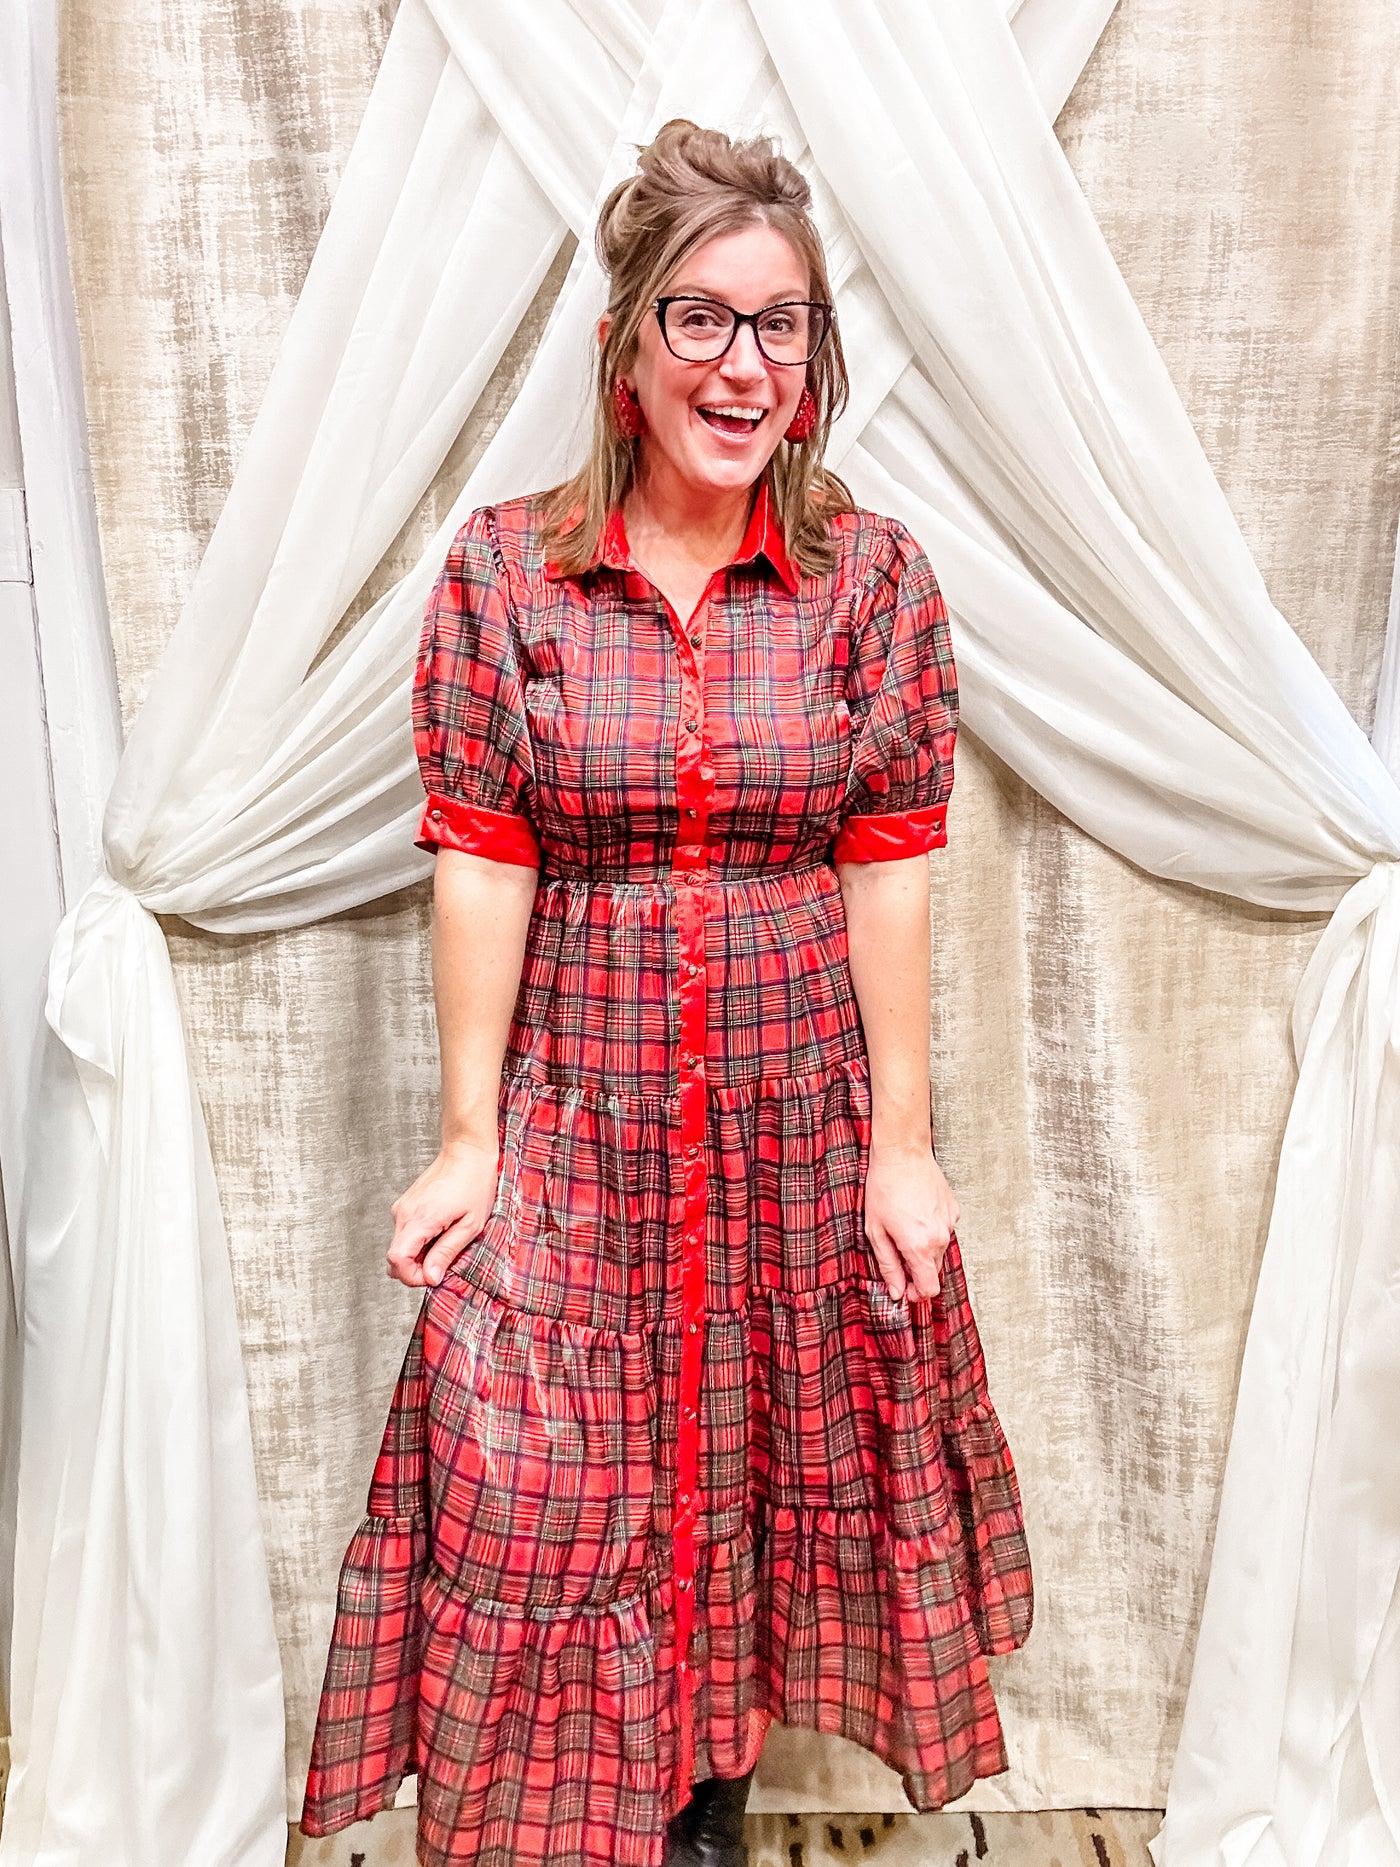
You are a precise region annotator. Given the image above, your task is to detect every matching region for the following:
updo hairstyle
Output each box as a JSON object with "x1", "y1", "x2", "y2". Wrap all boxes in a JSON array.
[{"x1": 543, "y1": 118, "x2": 853, "y2": 576}]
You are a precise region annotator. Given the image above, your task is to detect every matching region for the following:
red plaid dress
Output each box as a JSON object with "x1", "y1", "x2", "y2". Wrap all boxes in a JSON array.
[{"x1": 300, "y1": 483, "x2": 1033, "y2": 1867}]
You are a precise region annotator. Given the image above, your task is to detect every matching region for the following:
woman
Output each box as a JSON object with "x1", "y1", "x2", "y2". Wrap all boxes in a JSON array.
[{"x1": 300, "y1": 119, "x2": 1033, "y2": 1867}]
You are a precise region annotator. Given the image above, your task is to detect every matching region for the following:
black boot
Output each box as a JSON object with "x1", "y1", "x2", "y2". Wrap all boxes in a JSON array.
[{"x1": 663, "y1": 1766, "x2": 756, "y2": 1867}]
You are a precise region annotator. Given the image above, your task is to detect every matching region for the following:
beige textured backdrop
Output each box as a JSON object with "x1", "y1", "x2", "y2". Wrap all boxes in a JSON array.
[{"x1": 57, "y1": 0, "x2": 1400, "y2": 1817}]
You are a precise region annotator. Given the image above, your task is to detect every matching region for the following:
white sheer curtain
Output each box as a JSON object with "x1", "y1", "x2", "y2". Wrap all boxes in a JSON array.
[{"x1": 7, "y1": 2, "x2": 1398, "y2": 1864}]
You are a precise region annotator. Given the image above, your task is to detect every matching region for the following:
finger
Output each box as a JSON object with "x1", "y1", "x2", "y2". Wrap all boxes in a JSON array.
[
  {"x1": 920, "y1": 1235, "x2": 952, "y2": 1301},
  {"x1": 420, "y1": 1216, "x2": 481, "y2": 1287},
  {"x1": 908, "y1": 1251, "x2": 944, "y2": 1303},
  {"x1": 386, "y1": 1245, "x2": 432, "y2": 1288},
  {"x1": 386, "y1": 1211, "x2": 443, "y2": 1286},
  {"x1": 386, "y1": 1244, "x2": 429, "y2": 1287},
  {"x1": 882, "y1": 1227, "x2": 940, "y2": 1306},
  {"x1": 867, "y1": 1225, "x2": 907, "y2": 1303}
]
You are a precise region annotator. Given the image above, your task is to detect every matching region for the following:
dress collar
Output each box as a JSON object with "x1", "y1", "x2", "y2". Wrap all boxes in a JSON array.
[{"x1": 543, "y1": 480, "x2": 801, "y2": 596}]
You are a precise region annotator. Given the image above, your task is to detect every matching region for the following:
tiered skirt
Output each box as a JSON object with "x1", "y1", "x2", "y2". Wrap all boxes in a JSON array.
[{"x1": 301, "y1": 865, "x2": 1033, "y2": 1867}]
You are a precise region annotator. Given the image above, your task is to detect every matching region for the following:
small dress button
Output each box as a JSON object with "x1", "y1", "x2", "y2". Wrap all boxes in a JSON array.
[
  {"x1": 685, "y1": 716, "x2": 699, "y2": 730},
  {"x1": 678, "y1": 1576, "x2": 692, "y2": 1592},
  {"x1": 685, "y1": 807, "x2": 698, "y2": 817},
  {"x1": 690, "y1": 633, "x2": 702, "y2": 647},
  {"x1": 429, "y1": 808, "x2": 442, "y2": 820}
]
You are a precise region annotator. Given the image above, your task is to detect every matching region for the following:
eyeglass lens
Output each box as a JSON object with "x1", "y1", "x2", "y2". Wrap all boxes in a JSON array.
[{"x1": 662, "y1": 299, "x2": 827, "y2": 363}]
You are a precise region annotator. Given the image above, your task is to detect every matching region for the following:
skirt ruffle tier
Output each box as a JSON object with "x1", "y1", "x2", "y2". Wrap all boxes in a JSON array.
[{"x1": 302, "y1": 1225, "x2": 1032, "y2": 1866}]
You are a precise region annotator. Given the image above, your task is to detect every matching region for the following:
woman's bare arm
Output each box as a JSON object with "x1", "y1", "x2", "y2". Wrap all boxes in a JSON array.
[
  {"x1": 432, "y1": 849, "x2": 537, "y2": 1151},
  {"x1": 839, "y1": 853, "x2": 933, "y2": 1149},
  {"x1": 837, "y1": 851, "x2": 960, "y2": 1301},
  {"x1": 386, "y1": 847, "x2": 538, "y2": 1288}
]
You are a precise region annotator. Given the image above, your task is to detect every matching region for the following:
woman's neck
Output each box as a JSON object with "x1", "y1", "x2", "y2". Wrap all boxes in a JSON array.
[{"x1": 624, "y1": 454, "x2": 755, "y2": 567}]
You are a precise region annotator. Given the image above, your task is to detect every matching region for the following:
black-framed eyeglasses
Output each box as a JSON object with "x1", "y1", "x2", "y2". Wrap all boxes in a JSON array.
[{"x1": 654, "y1": 295, "x2": 834, "y2": 366}]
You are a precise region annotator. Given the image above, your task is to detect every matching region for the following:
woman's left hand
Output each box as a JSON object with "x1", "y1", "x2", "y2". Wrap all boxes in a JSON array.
[{"x1": 863, "y1": 1140, "x2": 959, "y2": 1304}]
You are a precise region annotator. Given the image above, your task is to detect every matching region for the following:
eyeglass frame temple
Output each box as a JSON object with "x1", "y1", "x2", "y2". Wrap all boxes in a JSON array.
[{"x1": 652, "y1": 296, "x2": 834, "y2": 365}]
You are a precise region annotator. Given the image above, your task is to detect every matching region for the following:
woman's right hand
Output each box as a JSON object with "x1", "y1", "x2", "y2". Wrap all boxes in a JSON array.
[{"x1": 386, "y1": 1138, "x2": 499, "y2": 1289}]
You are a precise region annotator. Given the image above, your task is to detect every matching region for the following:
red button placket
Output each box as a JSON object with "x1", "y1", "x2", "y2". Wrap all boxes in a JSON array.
[{"x1": 665, "y1": 588, "x2": 714, "y2": 1790}]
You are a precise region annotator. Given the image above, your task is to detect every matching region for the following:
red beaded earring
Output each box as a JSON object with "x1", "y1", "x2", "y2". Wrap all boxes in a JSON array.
[
  {"x1": 784, "y1": 386, "x2": 818, "y2": 444},
  {"x1": 613, "y1": 377, "x2": 644, "y2": 439}
]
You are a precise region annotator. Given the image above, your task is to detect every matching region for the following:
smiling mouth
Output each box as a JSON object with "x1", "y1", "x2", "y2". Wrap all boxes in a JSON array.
[{"x1": 696, "y1": 405, "x2": 767, "y2": 437}]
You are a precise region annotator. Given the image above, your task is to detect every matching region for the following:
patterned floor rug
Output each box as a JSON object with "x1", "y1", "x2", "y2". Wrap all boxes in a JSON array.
[
  {"x1": 3, "y1": 1742, "x2": 1160, "y2": 1862},
  {"x1": 287, "y1": 1807, "x2": 1164, "y2": 1865}
]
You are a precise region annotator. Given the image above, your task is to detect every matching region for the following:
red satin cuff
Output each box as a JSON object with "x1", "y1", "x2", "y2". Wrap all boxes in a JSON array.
[
  {"x1": 831, "y1": 802, "x2": 948, "y2": 863},
  {"x1": 415, "y1": 791, "x2": 542, "y2": 868}
]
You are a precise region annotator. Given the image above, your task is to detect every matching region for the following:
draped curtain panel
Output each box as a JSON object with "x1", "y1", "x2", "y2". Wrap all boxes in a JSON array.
[{"x1": 9, "y1": 0, "x2": 1397, "y2": 1862}]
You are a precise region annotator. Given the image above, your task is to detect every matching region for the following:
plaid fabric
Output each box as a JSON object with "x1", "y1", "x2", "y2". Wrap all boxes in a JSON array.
[{"x1": 301, "y1": 486, "x2": 1033, "y2": 1866}]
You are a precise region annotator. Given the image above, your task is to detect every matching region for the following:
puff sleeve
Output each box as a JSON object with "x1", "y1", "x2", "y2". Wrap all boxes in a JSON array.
[
  {"x1": 832, "y1": 519, "x2": 959, "y2": 863},
  {"x1": 411, "y1": 505, "x2": 542, "y2": 868}
]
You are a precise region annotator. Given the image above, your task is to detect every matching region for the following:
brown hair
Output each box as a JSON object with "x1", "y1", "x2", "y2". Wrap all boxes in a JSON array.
[{"x1": 542, "y1": 118, "x2": 855, "y2": 578}]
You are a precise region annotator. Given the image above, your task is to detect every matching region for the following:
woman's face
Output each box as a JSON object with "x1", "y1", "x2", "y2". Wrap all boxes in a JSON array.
[{"x1": 622, "y1": 223, "x2": 812, "y2": 505}]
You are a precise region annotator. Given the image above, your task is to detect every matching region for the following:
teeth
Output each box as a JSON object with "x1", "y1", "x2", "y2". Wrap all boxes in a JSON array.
[{"x1": 701, "y1": 405, "x2": 765, "y2": 420}]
